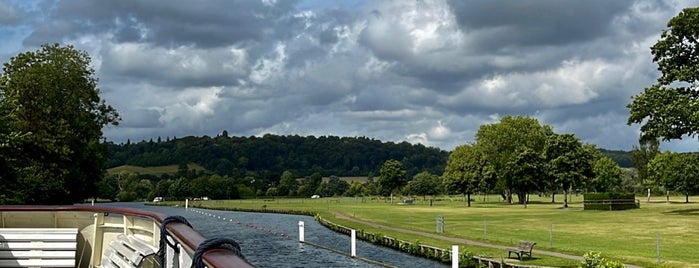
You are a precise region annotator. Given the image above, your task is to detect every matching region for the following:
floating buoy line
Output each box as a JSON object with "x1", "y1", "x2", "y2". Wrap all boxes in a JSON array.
[{"x1": 188, "y1": 208, "x2": 292, "y2": 240}]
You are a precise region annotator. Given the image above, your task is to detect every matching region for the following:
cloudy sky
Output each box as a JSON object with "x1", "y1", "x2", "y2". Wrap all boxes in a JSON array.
[{"x1": 1, "y1": 0, "x2": 696, "y2": 151}]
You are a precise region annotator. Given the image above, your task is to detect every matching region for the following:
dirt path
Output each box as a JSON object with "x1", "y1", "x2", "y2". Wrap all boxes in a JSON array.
[{"x1": 332, "y1": 212, "x2": 643, "y2": 268}]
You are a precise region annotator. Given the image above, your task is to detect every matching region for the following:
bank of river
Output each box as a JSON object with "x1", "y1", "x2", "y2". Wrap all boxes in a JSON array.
[{"x1": 109, "y1": 202, "x2": 448, "y2": 268}]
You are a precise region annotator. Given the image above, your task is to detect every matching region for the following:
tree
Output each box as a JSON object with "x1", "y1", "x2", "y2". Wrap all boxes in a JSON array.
[
  {"x1": 590, "y1": 156, "x2": 622, "y2": 193},
  {"x1": 544, "y1": 134, "x2": 593, "y2": 208},
  {"x1": 378, "y1": 159, "x2": 407, "y2": 202},
  {"x1": 298, "y1": 172, "x2": 322, "y2": 197},
  {"x1": 278, "y1": 170, "x2": 298, "y2": 196},
  {"x1": 476, "y1": 116, "x2": 550, "y2": 204},
  {"x1": 631, "y1": 138, "x2": 660, "y2": 190},
  {"x1": 0, "y1": 44, "x2": 119, "y2": 204},
  {"x1": 443, "y1": 145, "x2": 486, "y2": 207},
  {"x1": 648, "y1": 152, "x2": 699, "y2": 203},
  {"x1": 628, "y1": 7, "x2": 699, "y2": 141},
  {"x1": 410, "y1": 171, "x2": 441, "y2": 201},
  {"x1": 505, "y1": 147, "x2": 545, "y2": 208}
]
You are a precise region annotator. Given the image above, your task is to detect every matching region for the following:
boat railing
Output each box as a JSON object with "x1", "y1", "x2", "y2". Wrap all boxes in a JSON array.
[{"x1": 0, "y1": 205, "x2": 253, "y2": 268}]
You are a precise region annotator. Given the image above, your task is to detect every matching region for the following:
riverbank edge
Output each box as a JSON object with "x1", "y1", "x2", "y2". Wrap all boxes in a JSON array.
[{"x1": 150, "y1": 202, "x2": 559, "y2": 268}]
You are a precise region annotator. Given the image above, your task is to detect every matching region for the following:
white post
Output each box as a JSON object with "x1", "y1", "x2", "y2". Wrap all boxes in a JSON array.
[
  {"x1": 91, "y1": 199, "x2": 94, "y2": 206},
  {"x1": 298, "y1": 221, "x2": 305, "y2": 243},
  {"x1": 451, "y1": 245, "x2": 459, "y2": 268},
  {"x1": 351, "y1": 229, "x2": 357, "y2": 257},
  {"x1": 185, "y1": 198, "x2": 189, "y2": 209}
]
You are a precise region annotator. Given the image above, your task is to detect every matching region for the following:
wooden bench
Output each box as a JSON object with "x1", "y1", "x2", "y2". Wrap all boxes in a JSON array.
[
  {"x1": 0, "y1": 228, "x2": 78, "y2": 267},
  {"x1": 507, "y1": 241, "x2": 536, "y2": 260},
  {"x1": 100, "y1": 234, "x2": 158, "y2": 268}
]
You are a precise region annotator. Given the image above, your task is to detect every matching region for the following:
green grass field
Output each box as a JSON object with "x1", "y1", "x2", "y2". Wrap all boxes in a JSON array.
[
  {"x1": 169, "y1": 194, "x2": 699, "y2": 268},
  {"x1": 107, "y1": 163, "x2": 206, "y2": 175}
]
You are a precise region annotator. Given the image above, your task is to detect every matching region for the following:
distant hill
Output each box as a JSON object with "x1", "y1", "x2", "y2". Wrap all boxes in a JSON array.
[
  {"x1": 105, "y1": 134, "x2": 634, "y2": 180},
  {"x1": 106, "y1": 134, "x2": 449, "y2": 178},
  {"x1": 598, "y1": 148, "x2": 633, "y2": 168}
]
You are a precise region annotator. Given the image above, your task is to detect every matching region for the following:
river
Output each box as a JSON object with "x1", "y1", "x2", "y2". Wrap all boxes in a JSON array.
[{"x1": 110, "y1": 202, "x2": 448, "y2": 268}]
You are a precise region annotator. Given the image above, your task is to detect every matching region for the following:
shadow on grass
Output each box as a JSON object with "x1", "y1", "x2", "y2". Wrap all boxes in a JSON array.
[{"x1": 662, "y1": 208, "x2": 699, "y2": 215}]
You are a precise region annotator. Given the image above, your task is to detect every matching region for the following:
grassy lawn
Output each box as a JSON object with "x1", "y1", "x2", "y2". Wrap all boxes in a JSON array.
[
  {"x1": 172, "y1": 194, "x2": 699, "y2": 267},
  {"x1": 106, "y1": 163, "x2": 205, "y2": 175}
]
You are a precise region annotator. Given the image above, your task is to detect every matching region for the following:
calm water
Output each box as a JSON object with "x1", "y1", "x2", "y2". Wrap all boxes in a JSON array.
[{"x1": 108, "y1": 203, "x2": 448, "y2": 268}]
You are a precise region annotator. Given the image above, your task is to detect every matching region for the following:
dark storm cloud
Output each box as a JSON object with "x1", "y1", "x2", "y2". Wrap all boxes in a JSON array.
[
  {"x1": 447, "y1": 0, "x2": 632, "y2": 48},
  {"x1": 23, "y1": 0, "x2": 303, "y2": 48}
]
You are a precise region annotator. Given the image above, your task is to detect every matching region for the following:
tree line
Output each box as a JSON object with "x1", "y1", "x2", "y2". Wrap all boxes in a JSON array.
[{"x1": 106, "y1": 134, "x2": 449, "y2": 179}]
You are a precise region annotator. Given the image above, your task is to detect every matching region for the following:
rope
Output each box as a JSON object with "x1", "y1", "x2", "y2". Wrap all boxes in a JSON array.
[
  {"x1": 158, "y1": 215, "x2": 193, "y2": 267},
  {"x1": 191, "y1": 237, "x2": 247, "y2": 268}
]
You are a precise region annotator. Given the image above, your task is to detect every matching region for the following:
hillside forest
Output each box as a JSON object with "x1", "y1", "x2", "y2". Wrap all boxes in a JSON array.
[{"x1": 101, "y1": 123, "x2": 641, "y2": 203}]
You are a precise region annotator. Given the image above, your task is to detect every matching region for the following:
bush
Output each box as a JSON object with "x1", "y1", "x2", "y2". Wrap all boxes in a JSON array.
[{"x1": 580, "y1": 251, "x2": 626, "y2": 268}]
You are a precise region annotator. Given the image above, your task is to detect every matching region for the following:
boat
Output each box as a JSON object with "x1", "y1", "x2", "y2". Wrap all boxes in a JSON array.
[{"x1": 0, "y1": 205, "x2": 255, "y2": 268}]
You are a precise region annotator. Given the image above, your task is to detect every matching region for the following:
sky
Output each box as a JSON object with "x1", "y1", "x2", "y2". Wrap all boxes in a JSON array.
[{"x1": 0, "y1": 0, "x2": 697, "y2": 152}]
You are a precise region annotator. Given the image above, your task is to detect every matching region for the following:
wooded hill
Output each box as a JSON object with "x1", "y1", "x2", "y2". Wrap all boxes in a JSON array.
[
  {"x1": 106, "y1": 134, "x2": 633, "y2": 178},
  {"x1": 106, "y1": 134, "x2": 450, "y2": 178}
]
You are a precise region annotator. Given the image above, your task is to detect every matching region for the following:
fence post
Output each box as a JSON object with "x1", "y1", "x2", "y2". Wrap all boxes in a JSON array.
[
  {"x1": 452, "y1": 245, "x2": 459, "y2": 268},
  {"x1": 549, "y1": 224, "x2": 553, "y2": 247},
  {"x1": 483, "y1": 219, "x2": 487, "y2": 240},
  {"x1": 656, "y1": 233, "x2": 661, "y2": 265},
  {"x1": 299, "y1": 221, "x2": 305, "y2": 243},
  {"x1": 351, "y1": 229, "x2": 357, "y2": 257}
]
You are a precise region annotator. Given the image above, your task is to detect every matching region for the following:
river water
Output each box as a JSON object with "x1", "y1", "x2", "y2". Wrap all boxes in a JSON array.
[{"x1": 111, "y1": 203, "x2": 448, "y2": 268}]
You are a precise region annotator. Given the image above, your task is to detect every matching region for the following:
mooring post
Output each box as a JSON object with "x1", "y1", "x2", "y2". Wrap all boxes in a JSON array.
[
  {"x1": 452, "y1": 245, "x2": 459, "y2": 268},
  {"x1": 351, "y1": 229, "x2": 357, "y2": 257},
  {"x1": 299, "y1": 221, "x2": 305, "y2": 243}
]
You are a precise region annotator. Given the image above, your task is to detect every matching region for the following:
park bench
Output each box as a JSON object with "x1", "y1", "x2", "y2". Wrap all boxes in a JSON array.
[
  {"x1": 101, "y1": 234, "x2": 158, "y2": 268},
  {"x1": 507, "y1": 241, "x2": 536, "y2": 260},
  {"x1": 0, "y1": 228, "x2": 78, "y2": 267}
]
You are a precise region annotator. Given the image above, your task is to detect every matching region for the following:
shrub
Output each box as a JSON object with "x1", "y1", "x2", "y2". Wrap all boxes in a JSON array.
[{"x1": 580, "y1": 251, "x2": 626, "y2": 268}]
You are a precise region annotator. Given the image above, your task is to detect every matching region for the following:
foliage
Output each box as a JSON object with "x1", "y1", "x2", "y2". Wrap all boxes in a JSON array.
[
  {"x1": 277, "y1": 170, "x2": 298, "y2": 196},
  {"x1": 378, "y1": 159, "x2": 407, "y2": 197},
  {"x1": 409, "y1": 171, "x2": 442, "y2": 199},
  {"x1": 107, "y1": 134, "x2": 448, "y2": 179},
  {"x1": 317, "y1": 176, "x2": 350, "y2": 197},
  {"x1": 443, "y1": 144, "x2": 489, "y2": 206},
  {"x1": 631, "y1": 138, "x2": 660, "y2": 188},
  {"x1": 580, "y1": 251, "x2": 626, "y2": 268},
  {"x1": 628, "y1": 7, "x2": 699, "y2": 141},
  {"x1": 648, "y1": 151, "x2": 699, "y2": 202},
  {"x1": 544, "y1": 133, "x2": 593, "y2": 207},
  {"x1": 476, "y1": 116, "x2": 550, "y2": 204},
  {"x1": 590, "y1": 156, "x2": 623, "y2": 193},
  {"x1": 0, "y1": 44, "x2": 119, "y2": 204}
]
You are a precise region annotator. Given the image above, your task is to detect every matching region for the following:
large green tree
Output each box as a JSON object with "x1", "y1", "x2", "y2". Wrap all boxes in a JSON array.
[
  {"x1": 590, "y1": 155, "x2": 623, "y2": 193},
  {"x1": 648, "y1": 151, "x2": 699, "y2": 203},
  {"x1": 443, "y1": 144, "x2": 487, "y2": 207},
  {"x1": 476, "y1": 115, "x2": 550, "y2": 204},
  {"x1": 378, "y1": 159, "x2": 407, "y2": 202},
  {"x1": 0, "y1": 44, "x2": 119, "y2": 204},
  {"x1": 628, "y1": 7, "x2": 699, "y2": 141},
  {"x1": 544, "y1": 133, "x2": 593, "y2": 208},
  {"x1": 409, "y1": 171, "x2": 441, "y2": 201}
]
